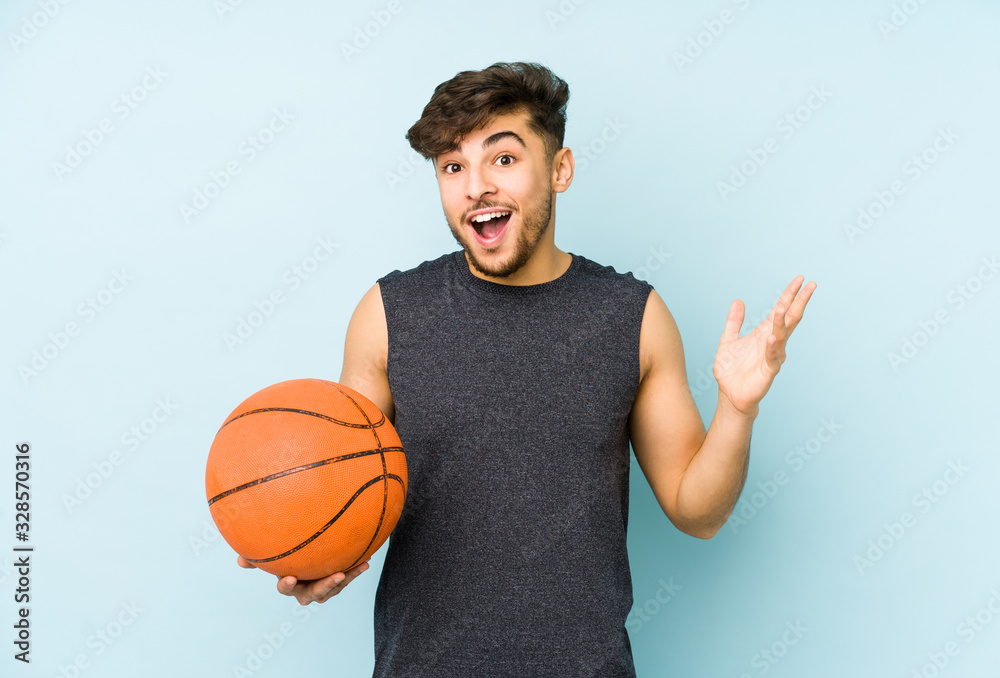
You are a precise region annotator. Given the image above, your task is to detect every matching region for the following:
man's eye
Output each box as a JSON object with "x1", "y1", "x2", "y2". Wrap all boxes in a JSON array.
[
  {"x1": 496, "y1": 154, "x2": 514, "y2": 166},
  {"x1": 442, "y1": 163, "x2": 460, "y2": 173}
]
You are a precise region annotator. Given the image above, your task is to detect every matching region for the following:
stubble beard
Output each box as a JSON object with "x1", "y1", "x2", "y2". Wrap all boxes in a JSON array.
[{"x1": 448, "y1": 190, "x2": 554, "y2": 280}]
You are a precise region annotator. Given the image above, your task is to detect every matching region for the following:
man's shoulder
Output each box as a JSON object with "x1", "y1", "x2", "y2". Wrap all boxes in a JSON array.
[
  {"x1": 377, "y1": 250, "x2": 457, "y2": 286},
  {"x1": 571, "y1": 252, "x2": 654, "y2": 295}
]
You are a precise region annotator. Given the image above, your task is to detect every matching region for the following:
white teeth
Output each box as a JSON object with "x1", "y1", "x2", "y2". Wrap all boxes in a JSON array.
[{"x1": 470, "y1": 211, "x2": 511, "y2": 223}]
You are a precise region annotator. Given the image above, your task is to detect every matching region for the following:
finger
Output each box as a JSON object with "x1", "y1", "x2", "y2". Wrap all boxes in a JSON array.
[
  {"x1": 722, "y1": 299, "x2": 745, "y2": 342},
  {"x1": 346, "y1": 560, "x2": 371, "y2": 576},
  {"x1": 310, "y1": 572, "x2": 351, "y2": 605},
  {"x1": 276, "y1": 575, "x2": 300, "y2": 596},
  {"x1": 765, "y1": 334, "x2": 780, "y2": 371},
  {"x1": 305, "y1": 571, "x2": 348, "y2": 602},
  {"x1": 777, "y1": 275, "x2": 804, "y2": 313},
  {"x1": 237, "y1": 555, "x2": 257, "y2": 569},
  {"x1": 316, "y1": 562, "x2": 370, "y2": 603},
  {"x1": 325, "y1": 562, "x2": 369, "y2": 593},
  {"x1": 784, "y1": 280, "x2": 817, "y2": 337},
  {"x1": 765, "y1": 327, "x2": 787, "y2": 371},
  {"x1": 772, "y1": 301, "x2": 787, "y2": 342}
]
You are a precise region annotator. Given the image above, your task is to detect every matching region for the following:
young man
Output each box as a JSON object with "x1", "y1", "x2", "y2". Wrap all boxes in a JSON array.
[{"x1": 239, "y1": 62, "x2": 816, "y2": 675}]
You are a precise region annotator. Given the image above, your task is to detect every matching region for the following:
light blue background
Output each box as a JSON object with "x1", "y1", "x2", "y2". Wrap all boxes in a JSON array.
[{"x1": 2, "y1": 0, "x2": 999, "y2": 676}]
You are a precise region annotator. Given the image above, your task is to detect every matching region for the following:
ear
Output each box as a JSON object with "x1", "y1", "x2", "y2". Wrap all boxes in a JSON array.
[{"x1": 550, "y1": 147, "x2": 574, "y2": 193}]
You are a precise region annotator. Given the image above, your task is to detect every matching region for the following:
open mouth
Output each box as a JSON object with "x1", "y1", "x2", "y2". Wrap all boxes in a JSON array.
[{"x1": 468, "y1": 210, "x2": 512, "y2": 243}]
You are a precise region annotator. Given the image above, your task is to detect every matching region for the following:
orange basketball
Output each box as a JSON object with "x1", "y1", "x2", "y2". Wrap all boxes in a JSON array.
[{"x1": 205, "y1": 378, "x2": 406, "y2": 581}]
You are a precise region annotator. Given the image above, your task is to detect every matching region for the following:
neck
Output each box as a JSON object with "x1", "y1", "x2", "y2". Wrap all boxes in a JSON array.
[{"x1": 465, "y1": 245, "x2": 571, "y2": 286}]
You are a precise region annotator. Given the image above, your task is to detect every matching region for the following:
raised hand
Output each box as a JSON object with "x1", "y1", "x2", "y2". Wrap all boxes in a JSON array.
[{"x1": 713, "y1": 275, "x2": 817, "y2": 416}]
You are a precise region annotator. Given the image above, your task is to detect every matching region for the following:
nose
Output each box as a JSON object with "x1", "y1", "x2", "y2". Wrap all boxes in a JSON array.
[{"x1": 464, "y1": 164, "x2": 496, "y2": 201}]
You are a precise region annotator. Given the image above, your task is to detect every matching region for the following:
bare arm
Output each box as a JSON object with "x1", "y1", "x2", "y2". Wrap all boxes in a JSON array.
[
  {"x1": 672, "y1": 393, "x2": 755, "y2": 538},
  {"x1": 628, "y1": 276, "x2": 815, "y2": 539},
  {"x1": 338, "y1": 282, "x2": 394, "y2": 424},
  {"x1": 628, "y1": 289, "x2": 743, "y2": 539},
  {"x1": 239, "y1": 281, "x2": 394, "y2": 603}
]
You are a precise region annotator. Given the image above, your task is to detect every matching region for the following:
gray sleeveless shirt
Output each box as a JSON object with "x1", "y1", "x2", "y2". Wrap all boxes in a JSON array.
[{"x1": 372, "y1": 249, "x2": 653, "y2": 677}]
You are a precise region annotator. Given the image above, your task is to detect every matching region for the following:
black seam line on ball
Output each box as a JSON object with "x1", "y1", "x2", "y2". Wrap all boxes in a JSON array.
[
  {"x1": 206, "y1": 446, "x2": 404, "y2": 506},
  {"x1": 244, "y1": 472, "x2": 406, "y2": 564},
  {"x1": 326, "y1": 382, "x2": 393, "y2": 573},
  {"x1": 218, "y1": 406, "x2": 387, "y2": 433},
  {"x1": 327, "y1": 382, "x2": 385, "y2": 449}
]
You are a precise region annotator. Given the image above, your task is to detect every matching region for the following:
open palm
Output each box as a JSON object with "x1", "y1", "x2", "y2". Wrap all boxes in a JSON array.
[{"x1": 713, "y1": 275, "x2": 817, "y2": 416}]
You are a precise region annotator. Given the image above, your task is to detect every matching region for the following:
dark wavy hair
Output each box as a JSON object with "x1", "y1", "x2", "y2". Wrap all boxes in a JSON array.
[{"x1": 406, "y1": 62, "x2": 570, "y2": 164}]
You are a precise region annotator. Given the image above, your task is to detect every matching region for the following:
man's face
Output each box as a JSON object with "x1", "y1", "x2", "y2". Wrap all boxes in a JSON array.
[{"x1": 434, "y1": 109, "x2": 558, "y2": 280}]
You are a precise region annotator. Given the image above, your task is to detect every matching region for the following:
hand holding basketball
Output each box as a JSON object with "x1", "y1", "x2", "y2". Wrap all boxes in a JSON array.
[{"x1": 236, "y1": 555, "x2": 370, "y2": 605}]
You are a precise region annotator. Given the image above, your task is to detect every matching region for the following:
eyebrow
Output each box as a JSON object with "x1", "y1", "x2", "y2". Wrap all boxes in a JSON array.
[{"x1": 482, "y1": 130, "x2": 527, "y2": 150}]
